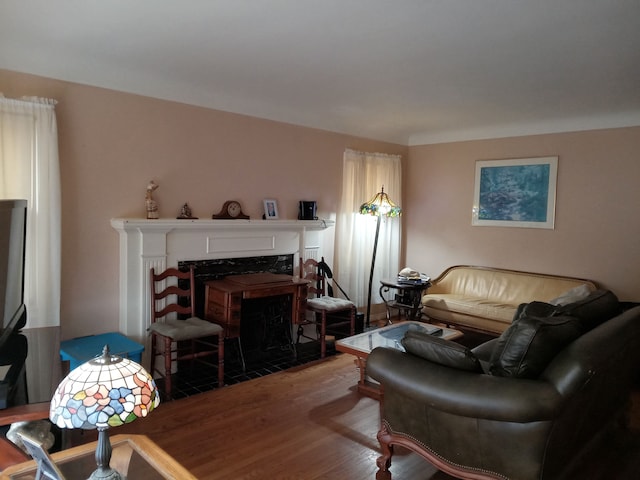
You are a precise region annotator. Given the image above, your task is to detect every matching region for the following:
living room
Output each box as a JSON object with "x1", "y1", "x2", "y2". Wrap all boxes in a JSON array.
[
  {"x1": 1, "y1": 2, "x2": 639, "y2": 478},
  {"x1": 1, "y1": 70, "x2": 638, "y2": 340}
]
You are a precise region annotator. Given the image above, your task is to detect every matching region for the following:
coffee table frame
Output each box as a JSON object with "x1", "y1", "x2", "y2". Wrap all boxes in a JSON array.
[{"x1": 336, "y1": 321, "x2": 463, "y2": 398}]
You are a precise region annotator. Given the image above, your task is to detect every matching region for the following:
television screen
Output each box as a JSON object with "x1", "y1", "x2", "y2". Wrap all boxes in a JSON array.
[{"x1": 0, "y1": 199, "x2": 27, "y2": 349}]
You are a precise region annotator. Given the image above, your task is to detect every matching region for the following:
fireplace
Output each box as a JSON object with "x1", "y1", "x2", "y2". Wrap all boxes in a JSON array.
[
  {"x1": 110, "y1": 218, "x2": 334, "y2": 364},
  {"x1": 178, "y1": 254, "x2": 294, "y2": 319}
]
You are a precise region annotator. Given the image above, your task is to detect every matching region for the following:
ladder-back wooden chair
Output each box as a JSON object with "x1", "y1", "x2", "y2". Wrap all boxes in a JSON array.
[
  {"x1": 149, "y1": 266, "x2": 224, "y2": 399},
  {"x1": 298, "y1": 257, "x2": 356, "y2": 358}
]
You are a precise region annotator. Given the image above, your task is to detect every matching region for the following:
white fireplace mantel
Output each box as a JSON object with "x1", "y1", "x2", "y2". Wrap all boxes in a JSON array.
[{"x1": 111, "y1": 218, "x2": 335, "y2": 349}]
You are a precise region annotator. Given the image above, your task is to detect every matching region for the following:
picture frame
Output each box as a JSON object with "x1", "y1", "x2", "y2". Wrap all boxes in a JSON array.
[
  {"x1": 472, "y1": 156, "x2": 558, "y2": 229},
  {"x1": 263, "y1": 199, "x2": 279, "y2": 219},
  {"x1": 16, "y1": 431, "x2": 66, "y2": 480}
]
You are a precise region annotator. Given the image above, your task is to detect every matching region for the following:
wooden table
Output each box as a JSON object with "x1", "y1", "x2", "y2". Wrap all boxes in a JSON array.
[
  {"x1": 204, "y1": 273, "x2": 308, "y2": 339},
  {"x1": 336, "y1": 321, "x2": 463, "y2": 398},
  {"x1": 1, "y1": 434, "x2": 196, "y2": 479}
]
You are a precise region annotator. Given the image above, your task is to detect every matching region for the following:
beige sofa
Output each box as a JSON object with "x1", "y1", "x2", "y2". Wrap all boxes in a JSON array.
[{"x1": 421, "y1": 265, "x2": 597, "y2": 334}]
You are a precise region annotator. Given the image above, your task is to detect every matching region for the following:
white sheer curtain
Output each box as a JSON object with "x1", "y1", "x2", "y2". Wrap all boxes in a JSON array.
[
  {"x1": 0, "y1": 95, "x2": 61, "y2": 328},
  {"x1": 335, "y1": 149, "x2": 402, "y2": 315}
]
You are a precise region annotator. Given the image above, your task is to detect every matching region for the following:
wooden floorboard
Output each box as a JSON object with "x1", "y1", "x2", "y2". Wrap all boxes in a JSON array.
[
  {"x1": 116, "y1": 354, "x2": 402, "y2": 479},
  {"x1": 111, "y1": 352, "x2": 640, "y2": 480},
  {"x1": 110, "y1": 354, "x2": 423, "y2": 478}
]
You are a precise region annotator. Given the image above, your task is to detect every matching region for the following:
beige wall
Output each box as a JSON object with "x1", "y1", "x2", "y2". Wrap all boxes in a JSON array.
[
  {"x1": 3, "y1": 68, "x2": 638, "y2": 340},
  {"x1": 405, "y1": 128, "x2": 640, "y2": 301},
  {"x1": 1, "y1": 69, "x2": 407, "y2": 339}
]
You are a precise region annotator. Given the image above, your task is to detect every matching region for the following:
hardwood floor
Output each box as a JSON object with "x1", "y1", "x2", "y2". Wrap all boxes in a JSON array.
[
  {"x1": 115, "y1": 353, "x2": 439, "y2": 479},
  {"x1": 110, "y1": 352, "x2": 640, "y2": 479}
]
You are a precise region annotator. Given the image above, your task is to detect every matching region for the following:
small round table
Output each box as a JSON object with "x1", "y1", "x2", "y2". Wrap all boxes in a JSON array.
[{"x1": 379, "y1": 278, "x2": 431, "y2": 323}]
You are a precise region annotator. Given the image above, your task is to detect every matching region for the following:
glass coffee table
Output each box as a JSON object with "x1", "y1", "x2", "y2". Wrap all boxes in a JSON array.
[
  {"x1": 1, "y1": 434, "x2": 196, "y2": 479},
  {"x1": 336, "y1": 321, "x2": 463, "y2": 398}
]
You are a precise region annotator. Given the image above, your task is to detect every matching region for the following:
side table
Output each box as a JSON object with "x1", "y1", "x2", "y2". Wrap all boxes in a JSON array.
[
  {"x1": 379, "y1": 278, "x2": 431, "y2": 322},
  {"x1": 59, "y1": 332, "x2": 144, "y2": 372}
]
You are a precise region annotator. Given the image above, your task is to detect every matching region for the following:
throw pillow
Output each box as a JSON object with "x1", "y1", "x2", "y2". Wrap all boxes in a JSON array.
[
  {"x1": 402, "y1": 330, "x2": 483, "y2": 373},
  {"x1": 489, "y1": 315, "x2": 582, "y2": 379},
  {"x1": 548, "y1": 284, "x2": 594, "y2": 306},
  {"x1": 553, "y1": 289, "x2": 622, "y2": 332}
]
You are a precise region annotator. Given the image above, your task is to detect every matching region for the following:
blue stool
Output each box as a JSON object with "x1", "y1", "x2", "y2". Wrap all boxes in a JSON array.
[{"x1": 60, "y1": 332, "x2": 144, "y2": 371}]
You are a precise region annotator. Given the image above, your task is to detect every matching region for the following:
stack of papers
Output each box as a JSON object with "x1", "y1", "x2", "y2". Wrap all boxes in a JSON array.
[{"x1": 397, "y1": 273, "x2": 431, "y2": 284}]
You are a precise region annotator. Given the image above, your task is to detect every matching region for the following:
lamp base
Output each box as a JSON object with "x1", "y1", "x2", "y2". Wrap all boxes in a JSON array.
[
  {"x1": 88, "y1": 427, "x2": 123, "y2": 480},
  {"x1": 88, "y1": 467, "x2": 123, "y2": 480}
]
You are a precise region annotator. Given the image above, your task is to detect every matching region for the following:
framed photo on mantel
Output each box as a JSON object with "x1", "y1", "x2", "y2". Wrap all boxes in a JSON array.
[
  {"x1": 472, "y1": 156, "x2": 558, "y2": 229},
  {"x1": 263, "y1": 199, "x2": 279, "y2": 219}
]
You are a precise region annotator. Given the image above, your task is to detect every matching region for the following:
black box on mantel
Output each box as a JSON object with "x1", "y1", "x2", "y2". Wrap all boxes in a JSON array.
[{"x1": 298, "y1": 201, "x2": 317, "y2": 220}]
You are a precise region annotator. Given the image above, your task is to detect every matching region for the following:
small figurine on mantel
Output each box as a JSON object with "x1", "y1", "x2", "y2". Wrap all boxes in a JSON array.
[
  {"x1": 177, "y1": 202, "x2": 198, "y2": 219},
  {"x1": 145, "y1": 180, "x2": 159, "y2": 219}
]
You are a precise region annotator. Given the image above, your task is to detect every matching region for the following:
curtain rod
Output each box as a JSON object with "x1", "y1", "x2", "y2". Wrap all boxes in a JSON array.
[
  {"x1": 344, "y1": 148, "x2": 401, "y2": 160},
  {"x1": 0, "y1": 94, "x2": 58, "y2": 106}
]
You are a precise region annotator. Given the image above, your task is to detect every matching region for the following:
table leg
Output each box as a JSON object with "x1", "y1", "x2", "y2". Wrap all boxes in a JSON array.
[
  {"x1": 379, "y1": 284, "x2": 394, "y2": 325},
  {"x1": 410, "y1": 290, "x2": 423, "y2": 320},
  {"x1": 353, "y1": 356, "x2": 381, "y2": 399}
]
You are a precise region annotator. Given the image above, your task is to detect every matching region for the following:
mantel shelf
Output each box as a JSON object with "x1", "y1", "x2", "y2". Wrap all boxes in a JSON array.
[{"x1": 110, "y1": 218, "x2": 335, "y2": 233}]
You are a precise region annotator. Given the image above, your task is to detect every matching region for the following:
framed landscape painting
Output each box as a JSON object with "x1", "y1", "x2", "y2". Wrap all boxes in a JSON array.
[{"x1": 472, "y1": 156, "x2": 558, "y2": 229}]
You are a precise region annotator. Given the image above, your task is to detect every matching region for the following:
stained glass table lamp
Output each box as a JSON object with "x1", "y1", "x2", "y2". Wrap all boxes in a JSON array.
[{"x1": 50, "y1": 345, "x2": 160, "y2": 480}]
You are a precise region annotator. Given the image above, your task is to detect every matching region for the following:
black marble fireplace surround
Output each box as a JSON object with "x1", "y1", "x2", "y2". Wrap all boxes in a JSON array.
[{"x1": 178, "y1": 254, "x2": 294, "y2": 318}]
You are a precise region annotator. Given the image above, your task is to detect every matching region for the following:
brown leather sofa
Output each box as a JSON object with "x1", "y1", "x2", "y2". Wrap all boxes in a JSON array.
[
  {"x1": 367, "y1": 290, "x2": 640, "y2": 480},
  {"x1": 421, "y1": 265, "x2": 597, "y2": 334}
]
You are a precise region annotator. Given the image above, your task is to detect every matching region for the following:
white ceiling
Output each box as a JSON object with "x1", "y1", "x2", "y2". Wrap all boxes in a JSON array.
[{"x1": 2, "y1": 1, "x2": 639, "y2": 145}]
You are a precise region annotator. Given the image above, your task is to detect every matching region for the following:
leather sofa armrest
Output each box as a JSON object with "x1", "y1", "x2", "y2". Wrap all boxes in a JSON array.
[
  {"x1": 367, "y1": 347, "x2": 563, "y2": 423},
  {"x1": 541, "y1": 306, "x2": 640, "y2": 396}
]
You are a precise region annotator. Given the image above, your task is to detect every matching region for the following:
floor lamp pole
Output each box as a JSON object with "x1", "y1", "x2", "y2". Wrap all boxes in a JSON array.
[{"x1": 365, "y1": 214, "x2": 382, "y2": 330}]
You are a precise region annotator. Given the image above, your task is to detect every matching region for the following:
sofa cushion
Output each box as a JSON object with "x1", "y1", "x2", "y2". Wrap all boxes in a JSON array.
[
  {"x1": 402, "y1": 330, "x2": 483, "y2": 373},
  {"x1": 489, "y1": 315, "x2": 583, "y2": 378},
  {"x1": 422, "y1": 294, "x2": 516, "y2": 324}
]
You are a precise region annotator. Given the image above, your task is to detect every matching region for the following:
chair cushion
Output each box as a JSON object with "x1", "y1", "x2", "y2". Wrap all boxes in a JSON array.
[
  {"x1": 402, "y1": 330, "x2": 483, "y2": 373},
  {"x1": 307, "y1": 296, "x2": 354, "y2": 312},
  {"x1": 149, "y1": 317, "x2": 223, "y2": 341},
  {"x1": 489, "y1": 315, "x2": 582, "y2": 378}
]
